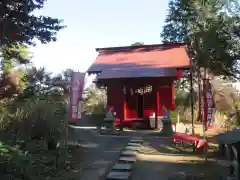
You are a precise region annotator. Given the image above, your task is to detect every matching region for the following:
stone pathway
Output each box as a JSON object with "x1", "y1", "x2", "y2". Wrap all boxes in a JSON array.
[
  {"x1": 105, "y1": 138, "x2": 143, "y2": 180},
  {"x1": 66, "y1": 126, "x2": 227, "y2": 180},
  {"x1": 79, "y1": 135, "x2": 129, "y2": 180}
]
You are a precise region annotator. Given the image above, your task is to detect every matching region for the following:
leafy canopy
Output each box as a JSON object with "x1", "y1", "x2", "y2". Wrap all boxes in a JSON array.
[
  {"x1": 131, "y1": 42, "x2": 144, "y2": 46},
  {"x1": 161, "y1": 0, "x2": 240, "y2": 78},
  {"x1": 0, "y1": 0, "x2": 65, "y2": 99},
  {"x1": 0, "y1": 0, "x2": 65, "y2": 46}
]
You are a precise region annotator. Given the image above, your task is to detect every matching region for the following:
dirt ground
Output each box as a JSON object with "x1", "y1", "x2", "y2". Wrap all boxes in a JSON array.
[
  {"x1": 56, "y1": 124, "x2": 227, "y2": 180},
  {"x1": 132, "y1": 137, "x2": 227, "y2": 180},
  {"x1": 52, "y1": 127, "x2": 129, "y2": 180}
]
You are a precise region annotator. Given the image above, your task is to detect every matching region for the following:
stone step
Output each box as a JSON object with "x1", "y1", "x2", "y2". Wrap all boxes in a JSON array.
[
  {"x1": 106, "y1": 171, "x2": 131, "y2": 180},
  {"x1": 125, "y1": 146, "x2": 139, "y2": 151},
  {"x1": 119, "y1": 155, "x2": 136, "y2": 163},
  {"x1": 99, "y1": 131, "x2": 119, "y2": 135},
  {"x1": 112, "y1": 163, "x2": 133, "y2": 171},
  {"x1": 130, "y1": 139, "x2": 143, "y2": 144},
  {"x1": 121, "y1": 150, "x2": 136, "y2": 156}
]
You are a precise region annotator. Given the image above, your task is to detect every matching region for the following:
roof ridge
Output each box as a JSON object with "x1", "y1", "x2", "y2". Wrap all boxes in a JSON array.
[{"x1": 96, "y1": 43, "x2": 186, "y2": 53}]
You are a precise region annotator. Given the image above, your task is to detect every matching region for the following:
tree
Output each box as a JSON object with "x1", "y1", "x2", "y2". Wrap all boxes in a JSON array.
[
  {"x1": 174, "y1": 80, "x2": 198, "y2": 123},
  {"x1": 0, "y1": 1, "x2": 67, "y2": 175},
  {"x1": 84, "y1": 84, "x2": 107, "y2": 114},
  {"x1": 0, "y1": 44, "x2": 31, "y2": 99},
  {"x1": 21, "y1": 67, "x2": 74, "y2": 102},
  {"x1": 161, "y1": 0, "x2": 240, "y2": 129},
  {"x1": 161, "y1": 0, "x2": 240, "y2": 78},
  {"x1": 0, "y1": 0, "x2": 65, "y2": 47},
  {"x1": 131, "y1": 42, "x2": 144, "y2": 46},
  {"x1": 0, "y1": 0, "x2": 65, "y2": 98}
]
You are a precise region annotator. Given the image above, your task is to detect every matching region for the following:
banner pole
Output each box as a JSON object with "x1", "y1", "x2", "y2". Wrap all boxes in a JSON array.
[
  {"x1": 65, "y1": 99, "x2": 69, "y2": 162},
  {"x1": 190, "y1": 66, "x2": 195, "y2": 136},
  {"x1": 67, "y1": 72, "x2": 85, "y2": 161},
  {"x1": 65, "y1": 115, "x2": 68, "y2": 159},
  {"x1": 203, "y1": 68, "x2": 207, "y2": 161}
]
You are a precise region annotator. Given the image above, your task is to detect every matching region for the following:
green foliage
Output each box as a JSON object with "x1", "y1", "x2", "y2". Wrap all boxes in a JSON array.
[
  {"x1": 230, "y1": 103, "x2": 240, "y2": 127},
  {"x1": 174, "y1": 78, "x2": 197, "y2": 109},
  {"x1": 161, "y1": 0, "x2": 240, "y2": 78},
  {"x1": 3, "y1": 98, "x2": 66, "y2": 140},
  {"x1": 83, "y1": 85, "x2": 107, "y2": 127},
  {"x1": 131, "y1": 42, "x2": 144, "y2": 46},
  {"x1": 0, "y1": 45, "x2": 70, "y2": 179},
  {"x1": 0, "y1": 75, "x2": 68, "y2": 179},
  {"x1": 0, "y1": 0, "x2": 65, "y2": 47},
  {"x1": 170, "y1": 111, "x2": 177, "y2": 123},
  {"x1": 162, "y1": 0, "x2": 240, "y2": 127},
  {"x1": 0, "y1": 1, "x2": 66, "y2": 178},
  {"x1": 175, "y1": 90, "x2": 190, "y2": 108},
  {"x1": 0, "y1": 141, "x2": 39, "y2": 179},
  {"x1": 90, "y1": 114, "x2": 106, "y2": 128},
  {"x1": 0, "y1": 44, "x2": 32, "y2": 71},
  {"x1": 0, "y1": 45, "x2": 32, "y2": 99},
  {"x1": 84, "y1": 85, "x2": 107, "y2": 115}
]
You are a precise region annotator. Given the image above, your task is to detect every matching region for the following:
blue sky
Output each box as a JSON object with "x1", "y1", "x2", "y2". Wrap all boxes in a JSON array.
[{"x1": 31, "y1": 0, "x2": 170, "y2": 76}]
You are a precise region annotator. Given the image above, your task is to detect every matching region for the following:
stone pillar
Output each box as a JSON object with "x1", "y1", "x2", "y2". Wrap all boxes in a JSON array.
[{"x1": 232, "y1": 146, "x2": 239, "y2": 180}]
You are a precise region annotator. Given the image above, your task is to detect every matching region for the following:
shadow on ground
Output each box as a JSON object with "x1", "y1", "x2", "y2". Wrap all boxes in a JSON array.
[
  {"x1": 53, "y1": 126, "x2": 129, "y2": 180},
  {"x1": 132, "y1": 157, "x2": 226, "y2": 180},
  {"x1": 138, "y1": 137, "x2": 219, "y2": 158},
  {"x1": 132, "y1": 137, "x2": 226, "y2": 180}
]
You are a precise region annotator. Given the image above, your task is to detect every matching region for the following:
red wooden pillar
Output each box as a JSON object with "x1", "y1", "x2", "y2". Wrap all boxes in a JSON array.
[
  {"x1": 155, "y1": 90, "x2": 160, "y2": 129},
  {"x1": 120, "y1": 85, "x2": 124, "y2": 131},
  {"x1": 124, "y1": 94, "x2": 127, "y2": 120},
  {"x1": 171, "y1": 82, "x2": 175, "y2": 110}
]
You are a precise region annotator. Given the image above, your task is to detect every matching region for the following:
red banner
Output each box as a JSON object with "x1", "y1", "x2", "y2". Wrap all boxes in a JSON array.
[
  {"x1": 197, "y1": 90, "x2": 202, "y2": 122},
  {"x1": 203, "y1": 79, "x2": 213, "y2": 130},
  {"x1": 69, "y1": 72, "x2": 85, "y2": 122},
  {"x1": 197, "y1": 76, "x2": 202, "y2": 122}
]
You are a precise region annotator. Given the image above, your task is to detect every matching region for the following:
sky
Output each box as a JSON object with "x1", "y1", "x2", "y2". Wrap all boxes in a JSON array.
[{"x1": 31, "y1": 0, "x2": 170, "y2": 76}]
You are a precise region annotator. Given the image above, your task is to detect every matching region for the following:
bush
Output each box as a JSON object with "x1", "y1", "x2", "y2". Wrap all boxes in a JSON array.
[
  {"x1": 89, "y1": 113, "x2": 106, "y2": 128},
  {"x1": 0, "y1": 95, "x2": 68, "y2": 179},
  {"x1": 0, "y1": 97, "x2": 67, "y2": 149},
  {"x1": 171, "y1": 111, "x2": 177, "y2": 123},
  {"x1": 0, "y1": 141, "x2": 37, "y2": 179}
]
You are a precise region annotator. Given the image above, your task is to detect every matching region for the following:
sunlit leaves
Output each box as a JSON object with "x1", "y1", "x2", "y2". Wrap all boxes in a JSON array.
[{"x1": 161, "y1": 0, "x2": 240, "y2": 78}]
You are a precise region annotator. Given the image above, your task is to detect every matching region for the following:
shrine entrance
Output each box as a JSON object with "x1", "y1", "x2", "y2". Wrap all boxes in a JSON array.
[
  {"x1": 87, "y1": 43, "x2": 191, "y2": 130},
  {"x1": 137, "y1": 94, "x2": 144, "y2": 118}
]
